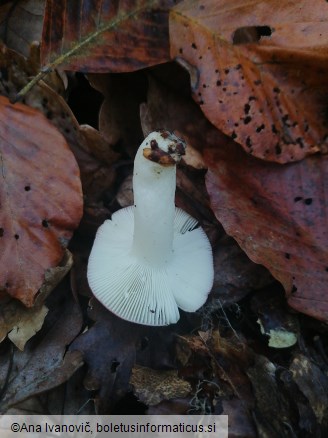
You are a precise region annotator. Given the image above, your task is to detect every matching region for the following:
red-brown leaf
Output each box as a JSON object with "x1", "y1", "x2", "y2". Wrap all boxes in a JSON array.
[
  {"x1": 41, "y1": 0, "x2": 176, "y2": 73},
  {"x1": 0, "y1": 96, "x2": 82, "y2": 306},
  {"x1": 205, "y1": 139, "x2": 328, "y2": 322},
  {"x1": 170, "y1": 0, "x2": 328, "y2": 163}
]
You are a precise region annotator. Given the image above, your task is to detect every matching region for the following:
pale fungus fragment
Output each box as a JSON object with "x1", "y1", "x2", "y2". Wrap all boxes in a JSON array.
[{"x1": 87, "y1": 131, "x2": 214, "y2": 326}]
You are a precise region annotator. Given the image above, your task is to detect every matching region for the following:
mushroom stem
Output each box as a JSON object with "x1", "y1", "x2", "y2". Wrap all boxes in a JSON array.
[{"x1": 131, "y1": 140, "x2": 176, "y2": 266}]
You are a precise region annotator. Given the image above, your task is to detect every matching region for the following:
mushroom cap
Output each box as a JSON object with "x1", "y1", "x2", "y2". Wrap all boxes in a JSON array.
[{"x1": 87, "y1": 206, "x2": 213, "y2": 326}]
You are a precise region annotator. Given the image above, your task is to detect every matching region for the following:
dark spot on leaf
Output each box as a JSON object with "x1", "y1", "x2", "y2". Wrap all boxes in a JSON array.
[
  {"x1": 225, "y1": 68, "x2": 230, "y2": 74},
  {"x1": 275, "y1": 143, "x2": 282, "y2": 155},
  {"x1": 233, "y1": 25, "x2": 272, "y2": 44},
  {"x1": 273, "y1": 87, "x2": 280, "y2": 93},
  {"x1": 282, "y1": 114, "x2": 289, "y2": 124},
  {"x1": 0, "y1": 228, "x2": 4, "y2": 237},
  {"x1": 249, "y1": 96, "x2": 256, "y2": 101},
  {"x1": 244, "y1": 103, "x2": 251, "y2": 114},
  {"x1": 294, "y1": 196, "x2": 302, "y2": 202},
  {"x1": 216, "y1": 80, "x2": 221, "y2": 86},
  {"x1": 246, "y1": 137, "x2": 252, "y2": 148},
  {"x1": 111, "y1": 360, "x2": 120, "y2": 373},
  {"x1": 325, "y1": 267, "x2": 328, "y2": 272},
  {"x1": 14, "y1": 234, "x2": 19, "y2": 240},
  {"x1": 291, "y1": 285, "x2": 298, "y2": 293},
  {"x1": 222, "y1": 87, "x2": 227, "y2": 91},
  {"x1": 42, "y1": 219, "x2": 49, "y2": 228},
  {"x1": 244, "y1": 116, "x2": 252, "y2": 124},
  {"x1": 236, "y1": 64, "x2": 242, "y2": 70},
  {"x1": 234, "y1": 123, "x2": 239, "y2": 127},
  {"x1": 179, "y1": 48, "x2": 183, "y2": 54},
  {"x1": 231, "y1": 131, "x2": 237, "y2": 139},
  {"x1": 191, "y1": 43, "x2": 197, "y2": 49},
  {"x1": 24, "y1": 185, "x2": 31, "y2": 191},
  {"x1": 272, "y1": 124, "x2": 278, "y2": 134},
  {"x1": 285, "y1": 253, "x2": 291, "y2": 259},
  {"x1": 254, "y1": 80, "x2": 261, "y2": 86},
  {"x1": 304, "y1": 198, "x2": 312, "y2": 205},
  {"x1": 203, "y1": 84, "x2": 207, "y2": 88},
  {"x1": 256, "y1": 124, "x2": 265, "y2": 133},
  {"x1": 296, "y1": 137, "x2": 304, "y2": 148}
]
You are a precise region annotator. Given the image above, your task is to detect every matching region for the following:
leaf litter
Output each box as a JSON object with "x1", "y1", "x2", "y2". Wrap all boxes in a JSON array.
[{"x1": 0, "y1": 1, "x2": 327, "y2": 436}]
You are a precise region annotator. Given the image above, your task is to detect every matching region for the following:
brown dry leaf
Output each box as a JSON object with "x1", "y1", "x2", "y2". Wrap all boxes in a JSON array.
[
  {"x1": 205, "y1": 140, "x2": 328, "y2": 322},
  {"x1": 246, "y1": 355, "x2": 293, "y2": 437},
  {"x1": 0, "y1": 0, "x2": 45, "y2": 57},
  {"x1": 0, "y1": 96, "x2": 82, "y2": 306},
  {"x1": 170, "y1": 0, "x2": 328, "y2": 163},
  {"x1": 8, "y1": 305, "x2": 48, "y2": 351},
  {"x1": 212, "y1": 235, "x2": 273, "y2": 306},
  {"x1": 290, "y1": 354, "x2": 328, "y2": 427},
  {"x1": 0, "y1": 44, "x2": 118, "y2": 209},
  {"x1": 41, "y1": 0, "x2": 176, "y2": 73},
  {"x1": 70, "y1": 298, "x2": 144, "y2": 413},
  {"x1": 88, "y1": 73, "x2": 146, "y2": 156},
  {"x1": 79, "y1": 125, "x2": 120, "y2": 167},
  {"x1": 0, "y1": 284, "x2": 83, "y2": 412},
  {"x1": 130, "y1": 365, "x2": 191, "y2": 406},
  {"x1": 0, "y1": 301, "x2": 47, "y2": 347}
]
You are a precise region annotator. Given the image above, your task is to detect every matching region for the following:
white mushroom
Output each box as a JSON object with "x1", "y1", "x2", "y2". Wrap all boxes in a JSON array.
[{"x1": 87, "y1": 130, "x2": 214, "y2": 326}]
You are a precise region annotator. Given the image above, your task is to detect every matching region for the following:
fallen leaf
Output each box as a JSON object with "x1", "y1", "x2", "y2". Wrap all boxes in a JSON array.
[
  {"x1": 211, "y1": 235, "x2": 273, "y2": 306},
  {"x1": 170, "y1": 0, "x2": 328, "y2": 163},
  {"x1": 88, "y1": 72, "x2": 146, "y2": 156},
  {"x1": 290, "y1": 354, "x2": 328, "y2": 426},
  {"x1": 0, "y1": 0, "x2": 45, "y2": 57},
  {"x1": 251, "y1": 288, "x2": 299, "y2": 349},
  {"x1": 7, "y1": 305, "x2": 48, "y2": 351},
  {"x1": 0, "y1": 283, "x2": 83, "y2": 412},
  {"x1": 0, "y1": 301, "x2": 48, "y2": 348},
  {"x1": 0, "y1": 96, "x2": 82, "y2": 306},
  {"x1": 41, "y1": 0, "x2": 175, "y2": 73},
  {"x1": 205, "y1": 140, "x2": 328, "y2": 322},
  {"x1": 130, "y1": 365, "x2": 191, "y2": 406},
  {"x1": 70, "y1": 298, "x2": 144, "y2": 413},
  {"x1": 246, "y1": 355, "x2": 293, "y2": 437}
]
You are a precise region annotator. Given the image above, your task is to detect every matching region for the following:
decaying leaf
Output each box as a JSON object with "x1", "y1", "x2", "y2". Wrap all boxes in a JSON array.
[
  {"x1": 7, "y1": 305, "x2": 48, "y2": 351},
  {"x1": 0, "y1": 284, "x2": 83, "y2": 412},
  {"x1": 290, "y1": 354, "x2": 328, "y2": 427},
  {"x1": 252, "y1": 288, "x2": 299, "y2": 349},
  {"x1": 130, "y1": 365, "x2": 191, "y2": 406},
  {"x1": 205, "y1": 140, "x2": 328, "y2": 322},
  {"x1": 0, "y1": 96, "x2": 82, "y2": 306},
  {"x1": 0, "y1": 0, "x2": 45, "y2": 57},
  {"x1": 70, "y1": 298, "x2": 144, "y2": 413},
  {"x1": 211, "y1": 235, "x2": 273, "y2": 306},
  {"x1": 0, "y1": 300, "x2": 48, "y2": 349},
  {"x1": 170, "y1": 0, "x2": 328, "y2": 163},
  {"x1": 41, "y1": 0, "x2": 176, "y2": 73},
  {"x1": 246, "y1": 355, "x2": 293, "y2": 437}
]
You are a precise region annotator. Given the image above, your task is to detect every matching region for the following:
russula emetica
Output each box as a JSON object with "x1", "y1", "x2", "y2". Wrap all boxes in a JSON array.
[{"x1": 87, "y1": 130, "x2": 214, "y2": 326}]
